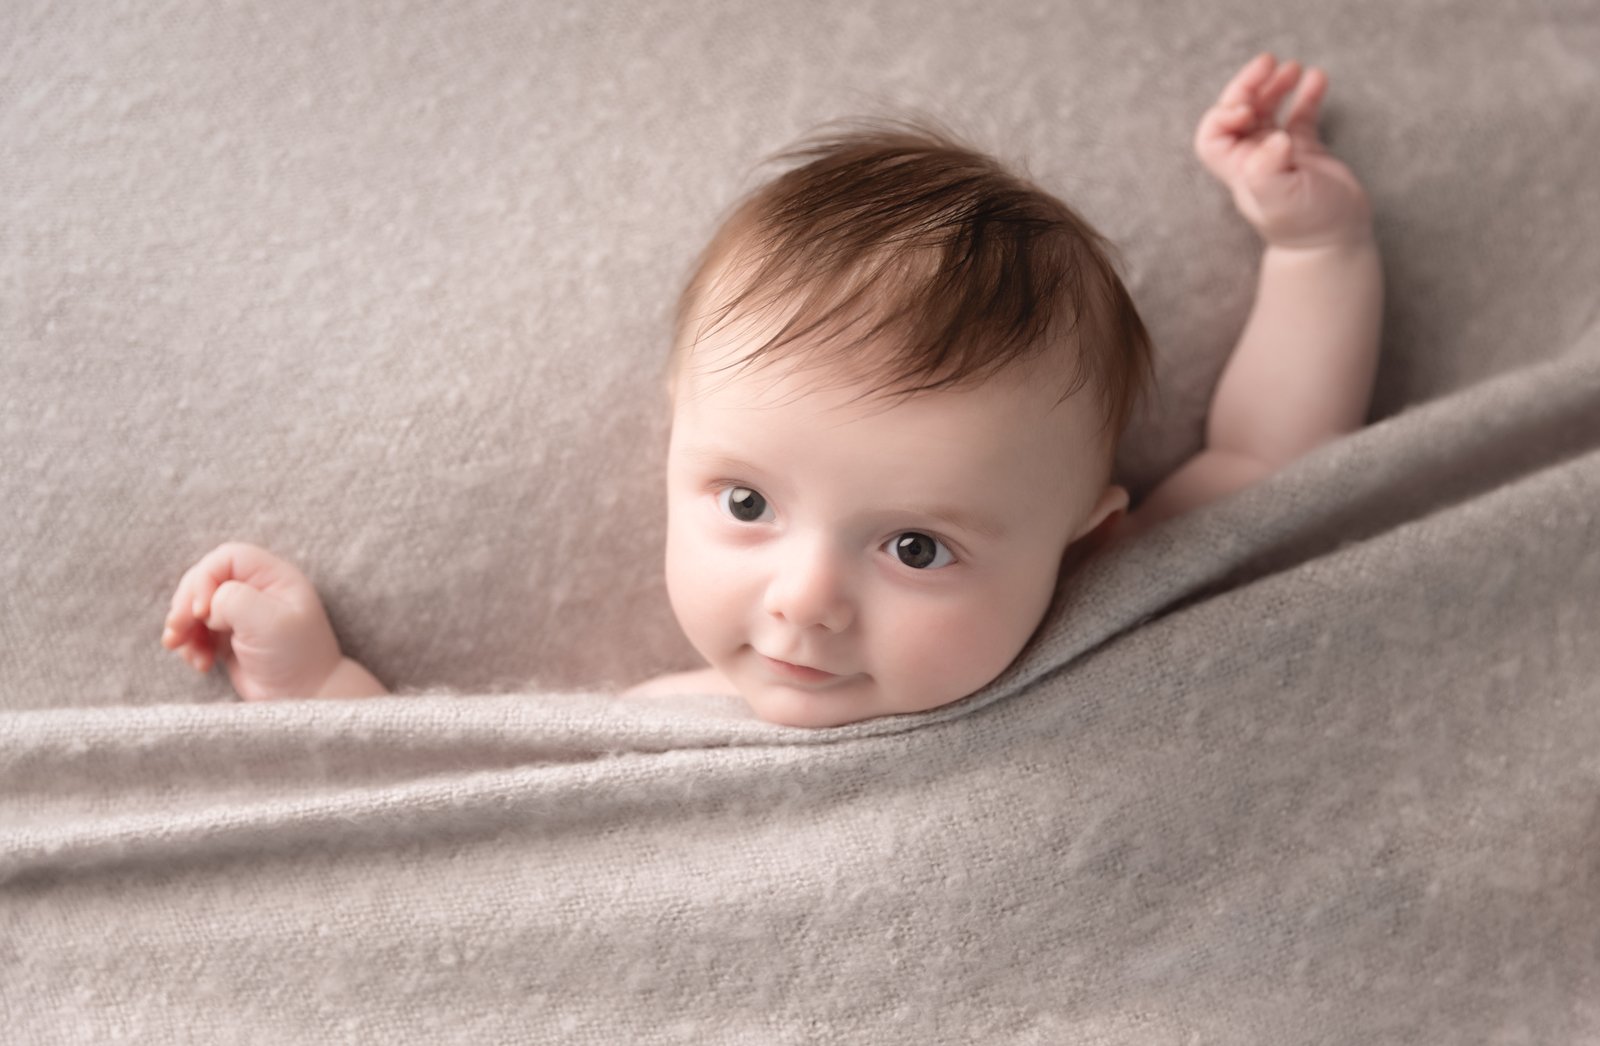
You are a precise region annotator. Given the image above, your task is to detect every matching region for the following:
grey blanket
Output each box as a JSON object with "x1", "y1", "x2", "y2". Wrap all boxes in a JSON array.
[
  {"x1": 4, "y1": 1, "x2": 1600, "y2": 1042},
  {"x1": 8, "y1": 330, "x2": 1600, "y2": 1042}
]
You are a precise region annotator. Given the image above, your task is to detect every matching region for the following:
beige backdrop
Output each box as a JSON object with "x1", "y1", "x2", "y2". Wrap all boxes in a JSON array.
[{"x1": 4, "y1": 0, "x2": 1596, "y2": 705}]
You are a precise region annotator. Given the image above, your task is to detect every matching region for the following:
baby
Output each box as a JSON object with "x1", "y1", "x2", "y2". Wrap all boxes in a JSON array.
[{"x1": 160, "y1": 54, "x2": 1382, "y2": 729}]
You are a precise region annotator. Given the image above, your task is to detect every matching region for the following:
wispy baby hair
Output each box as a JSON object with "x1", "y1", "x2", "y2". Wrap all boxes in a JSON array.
[{"x1": 669, "y1": 113, "x2": 1156, "y2": 445}]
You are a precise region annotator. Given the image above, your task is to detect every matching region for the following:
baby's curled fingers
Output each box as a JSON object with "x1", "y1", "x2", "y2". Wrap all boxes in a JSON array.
[
  {"x1": 161, "y1": 589, "x2": 210, "y2": 666},
  {"x1": 1284, "y1": 66, "x2": 1328, "y2": 140},
  {"x1": 162, "y1": 549, "x2": 237, "y2": 669},
  {"x1": 1217, "y1": 52, "x2": 1276, "y2": 110},
  {"x1": 1198, "y1": 54, "x2": 1303, "y2": 161},
  {"x1": 174, "y1": 542, "x2": 266, "y2": 632},
  {"x1": 160, "y1": 618, "x2": 212, "y2": 672},
  {"x1": 1202, "y1": 101, "x2": 1259, "y2": 140},
  {"x1": 163, "y1": 587, "x2": 201, "y2": 648},
  {"x1": 1217, "y1": 53, "x2": 1305, "y2": 128},
  {"x1": 1252, "y1": 59, "x2": 1303, "y2": 123},
  {"x1": 171, "y1": 582, "x2": 240, "y2": 674}
]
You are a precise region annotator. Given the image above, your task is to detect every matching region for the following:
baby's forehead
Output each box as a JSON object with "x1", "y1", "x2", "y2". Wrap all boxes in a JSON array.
[
  {"x1": 675, "y1": 352, "x2": 1108, "y2": 482},
  {"x1": 671, "y1": 288, "x2": 1111, "y2": 461},
  {"x1": 677, "y1": 333, "x2": 1088, "y2": 422}
]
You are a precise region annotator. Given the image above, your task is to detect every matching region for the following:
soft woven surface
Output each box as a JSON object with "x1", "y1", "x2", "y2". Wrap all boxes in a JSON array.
[{"x1": 4, "y1": 1, "x2": 1600, "y2": 1041}]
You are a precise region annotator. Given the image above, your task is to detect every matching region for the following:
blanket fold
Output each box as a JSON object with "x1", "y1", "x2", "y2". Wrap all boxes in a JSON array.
[{"x1": 5, "y1": 330, "x2": 1599, "y2": 1042}]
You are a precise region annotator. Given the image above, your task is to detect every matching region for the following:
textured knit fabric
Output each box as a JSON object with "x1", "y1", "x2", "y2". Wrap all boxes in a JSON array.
[{"x1": 4, "y1": 1, "x2": 1599, "y2": 1041}]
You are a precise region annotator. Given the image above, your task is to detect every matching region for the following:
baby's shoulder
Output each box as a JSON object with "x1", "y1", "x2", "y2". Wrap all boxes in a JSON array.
[{"x1": 622, "y1": 665, "x2": 737, "y2": 698}]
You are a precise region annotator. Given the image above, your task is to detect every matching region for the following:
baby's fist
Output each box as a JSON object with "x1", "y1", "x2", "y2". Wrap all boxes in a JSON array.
[
  {"x1": 1195, "y1": 54, "x2": 1373, "y2": 249},
  {"x1": 160, "y1": 541, "x2": 343, "y2": 701}
]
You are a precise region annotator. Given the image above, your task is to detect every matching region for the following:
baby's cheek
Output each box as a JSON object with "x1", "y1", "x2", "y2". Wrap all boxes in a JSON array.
[
  {"x1": 882, "y1": 569, "x2": 1056, "y2": 705},
  {"x1": 664, "y1": 528, "x2": 745, "y2": 656},
  {"x1": 886, "y1": 597, "x2": 1022, "y2": 698}
]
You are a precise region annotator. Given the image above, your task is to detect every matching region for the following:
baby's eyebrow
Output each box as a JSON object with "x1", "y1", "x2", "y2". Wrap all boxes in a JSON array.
[
  {"x1": 894, "y1": 504, "x2": 1007, "y2": 542},
  {"x1": 682, "y1": 449, "x2": 767, "y2": 477},
  {"x1": 684, "y1": 447, "x2": 1007, "y2": 542}
]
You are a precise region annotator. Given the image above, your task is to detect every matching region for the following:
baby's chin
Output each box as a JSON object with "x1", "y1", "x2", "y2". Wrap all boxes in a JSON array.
[
  {"x1": 736, "y1": 676, "x2": 980, "y2": 728},
  {"x1": 734, "y1": 674, "x2": 884, "y2": 728}
]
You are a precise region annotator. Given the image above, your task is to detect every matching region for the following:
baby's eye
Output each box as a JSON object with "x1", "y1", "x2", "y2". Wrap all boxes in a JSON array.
[
  {"x1": 717, "y1": 485, "x2": 774, "y2": 523},
  {"x1": 884, "y1": 532, "x2": 955, "y2": 570}
]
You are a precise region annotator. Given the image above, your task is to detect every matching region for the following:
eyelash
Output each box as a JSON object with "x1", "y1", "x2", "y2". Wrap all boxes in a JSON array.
[{"x1": 712, "y1": 484, "x2": 961, "y2": 570}]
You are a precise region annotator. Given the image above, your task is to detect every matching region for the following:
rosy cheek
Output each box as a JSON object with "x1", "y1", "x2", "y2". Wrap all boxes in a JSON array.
[
  {"x1": 665, "y1": 523, "x2": 749, "y2": 654},
  {"x1": 875, "y1": 586, "x2": 1032, "y2": 701},
  {"x1": 927, "y1": 608, "x2": 1008, "y2": 673}
]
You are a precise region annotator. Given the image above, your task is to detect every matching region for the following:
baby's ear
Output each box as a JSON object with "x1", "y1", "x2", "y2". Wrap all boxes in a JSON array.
[
  {"x1": 1075, "y1": 484, "x2": 1130, "y2": 543},
  {"x1": 1059, "y1": 485, "x2": 1130, "y2": 575},
  {"x1": 1058, "y1": 489, "x2": 1128, "y2": 578}
]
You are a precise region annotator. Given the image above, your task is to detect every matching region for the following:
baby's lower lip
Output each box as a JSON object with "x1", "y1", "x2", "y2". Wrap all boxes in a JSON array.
[{"x1": 759, "y1": 654, "x2": 841, "y2": 684}]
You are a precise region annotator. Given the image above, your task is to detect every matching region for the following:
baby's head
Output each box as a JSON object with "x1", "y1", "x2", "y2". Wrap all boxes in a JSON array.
[{"x1": 661, "y1": 117, "x2": 1155, "y2": 727}]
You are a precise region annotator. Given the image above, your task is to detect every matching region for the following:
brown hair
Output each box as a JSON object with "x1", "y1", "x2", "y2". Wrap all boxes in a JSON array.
[{"x1": 668, "y1": 114, "x2": 1155, "y2": 450}]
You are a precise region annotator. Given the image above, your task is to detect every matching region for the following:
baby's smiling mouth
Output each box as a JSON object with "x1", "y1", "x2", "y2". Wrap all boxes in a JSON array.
[{"x1": 755, "y1": 650, "x2": 855, "y2": 687}]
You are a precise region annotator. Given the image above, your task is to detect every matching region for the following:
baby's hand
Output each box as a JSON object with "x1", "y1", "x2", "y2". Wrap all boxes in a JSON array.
[
  {"x1": 160, "y1": 541, "x2": 344, "y2": 701},
  {"x1": 1195, "y1": 53, "x2": 1373, "y2": 249}
]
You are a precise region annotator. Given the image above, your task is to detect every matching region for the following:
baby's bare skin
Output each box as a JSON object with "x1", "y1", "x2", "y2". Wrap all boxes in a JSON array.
[
  {"x1": 161, "y1": 54, "x2": 1382, "y2": 723},
  {"x1": 623, "y1": 666, "x2": 733, "y2": 699},
  {"x1": 160, "y1": 542, "x2": 384, "y2": 700}
]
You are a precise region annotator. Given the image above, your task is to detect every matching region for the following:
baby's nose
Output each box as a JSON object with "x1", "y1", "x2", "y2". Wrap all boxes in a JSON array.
[{"x1": 761, "y1": 542, "x2": 854, "y2": 633}]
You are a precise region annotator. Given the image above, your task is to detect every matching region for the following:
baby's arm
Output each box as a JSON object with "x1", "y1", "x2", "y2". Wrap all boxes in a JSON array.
[
  {"x1": 312, "y1": 655, "x2": 390, "y2": 698},
  {"x1": 1131, "y1": 55, "x2": 1382, "y2": 529}
]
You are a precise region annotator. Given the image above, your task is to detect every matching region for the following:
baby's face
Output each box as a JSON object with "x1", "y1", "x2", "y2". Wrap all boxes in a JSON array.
[{"x1": 663, "y1": 340, "x2": 1126, "y2": 728}]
